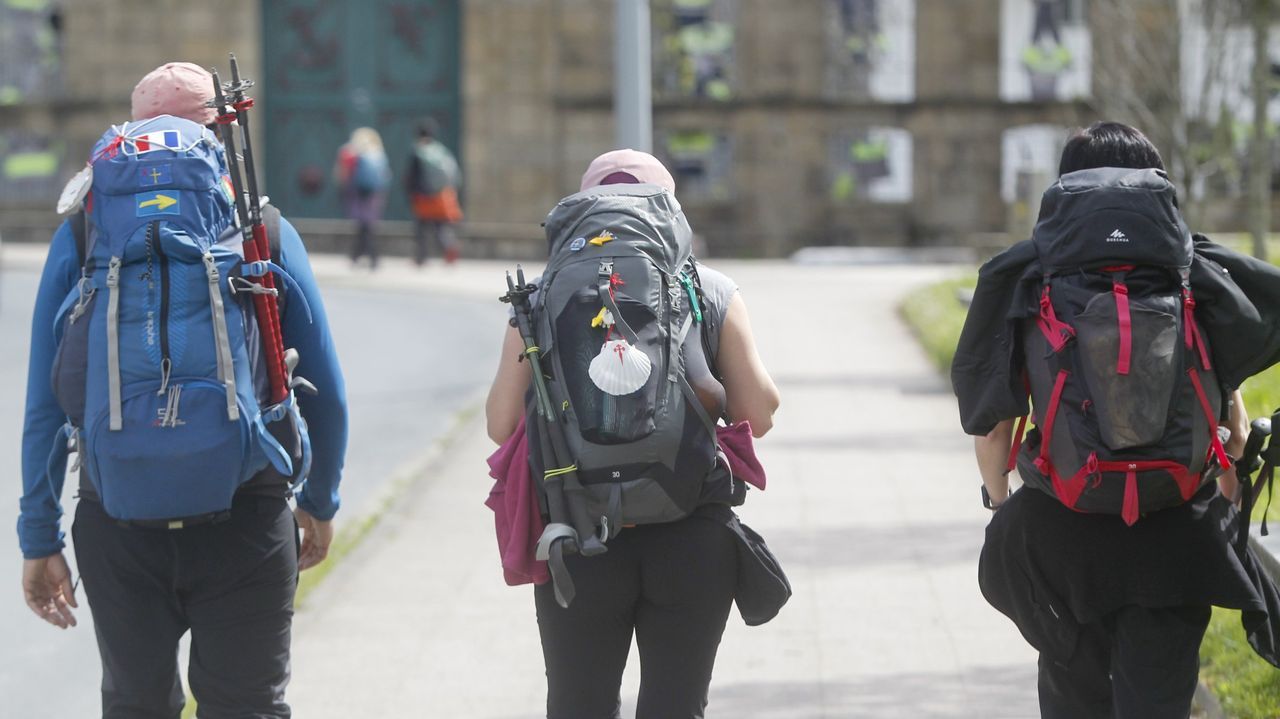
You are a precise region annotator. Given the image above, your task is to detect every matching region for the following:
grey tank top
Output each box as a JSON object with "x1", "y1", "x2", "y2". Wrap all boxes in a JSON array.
[{"x1": 686, "y1": 262, "x2": 737, "y2": 420}]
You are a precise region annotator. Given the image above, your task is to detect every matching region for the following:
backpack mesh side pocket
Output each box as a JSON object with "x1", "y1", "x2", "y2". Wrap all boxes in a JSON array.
[{"x1": 1074, "y1": 293, "x2": 1179, "y2": 449}]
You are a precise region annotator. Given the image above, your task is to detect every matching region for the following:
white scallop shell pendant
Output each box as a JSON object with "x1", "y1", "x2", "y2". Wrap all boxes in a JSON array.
[
  {"x1": 56, "y1": 165, "x2": 93, "y2": 215},
  {"x1": 588, "y1": 339, "x2": 652, "y2": 395}
]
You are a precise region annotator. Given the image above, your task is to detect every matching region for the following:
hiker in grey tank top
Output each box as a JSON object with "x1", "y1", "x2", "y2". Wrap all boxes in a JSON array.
[{"x1": 486, "y1": 150, "x2": 782, "y2": 719}]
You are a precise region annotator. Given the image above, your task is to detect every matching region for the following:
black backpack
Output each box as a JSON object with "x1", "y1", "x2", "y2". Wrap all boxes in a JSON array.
[
  {"x1": 528, "y1": 183, "x2": 724, "y2": 535},
  {"x1": 1014, "y1": 168, "x2": 1229, "y2": 525}
]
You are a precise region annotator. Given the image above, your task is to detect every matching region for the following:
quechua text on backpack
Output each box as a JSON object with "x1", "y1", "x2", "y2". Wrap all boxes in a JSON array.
[
  {"x1": 1014, "y1": 167, "x2": 1230, "y2": 525},
  {"x1": 48, "y1": 115, "x2": 311, "y2": 522}
]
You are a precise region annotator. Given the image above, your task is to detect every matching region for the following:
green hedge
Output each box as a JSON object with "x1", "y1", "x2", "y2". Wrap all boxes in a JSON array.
[{"x1": 902, "y1": 273, "x2": 1280, "y2": 718}]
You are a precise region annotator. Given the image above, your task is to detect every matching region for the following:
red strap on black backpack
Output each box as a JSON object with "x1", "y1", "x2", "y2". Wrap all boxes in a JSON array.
[{"x1": 1102, "y1": 267, "x2": 1134, "y2": 375}]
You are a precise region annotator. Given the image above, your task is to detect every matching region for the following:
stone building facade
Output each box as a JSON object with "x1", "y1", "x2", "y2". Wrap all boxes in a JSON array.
[{"x1": 0, "y1": 0, "x2": 1268, "y2": 255}]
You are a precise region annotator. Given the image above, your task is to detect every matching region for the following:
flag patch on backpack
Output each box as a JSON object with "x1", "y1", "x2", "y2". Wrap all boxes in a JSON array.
[
  {"x1": 131, "y1": 130, "x2": 181, "y2": 153},
  {"x1": 139, "y1": 164, "x2": 172, "y2": 187}
]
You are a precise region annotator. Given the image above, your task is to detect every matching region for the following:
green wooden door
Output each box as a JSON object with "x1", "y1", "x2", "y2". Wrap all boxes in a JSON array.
[{"x1": 261, "y1": 0, "x2": 461, "y2": 220}]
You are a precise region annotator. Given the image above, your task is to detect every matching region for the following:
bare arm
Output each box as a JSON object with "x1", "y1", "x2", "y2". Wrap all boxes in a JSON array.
[
  {"x1": 1217, "y1": 389, "x2": 1249, "y2": 502},
  {"x1": 485, "y1": 326, "x2": 531, "y2": 445},
  {"x1": 974, "y1": 418, "x2": 1015, "y2": 508},
  {"x1": 718, "y1": 293, "x2": 781, "y2": 437}
]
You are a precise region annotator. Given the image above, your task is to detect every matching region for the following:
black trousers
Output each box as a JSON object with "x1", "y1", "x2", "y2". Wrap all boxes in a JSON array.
[
  {"x1": 1038, "y1": 604, "x2": 1212, "y2": 719},
  {"x1": 412, "y1": 219, "x2": 457, "y2": 265},
  {"x1": 349, "y1": 219, "x2": 378, "y2": 267},
  {"x1": 535, "y1": 513, "x2": 738, "y2": 719},
  {"x1": 73, "y1": 494, "x2": 298, "y2": 719}
]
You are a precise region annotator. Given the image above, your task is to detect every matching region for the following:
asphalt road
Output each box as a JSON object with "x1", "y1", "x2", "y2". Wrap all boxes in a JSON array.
[{"x1": 0, "y1": 263, "x2": 504, "y2": 718}]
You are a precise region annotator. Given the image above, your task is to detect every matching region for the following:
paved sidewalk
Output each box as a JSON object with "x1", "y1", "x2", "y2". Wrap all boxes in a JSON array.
[{"x1": 287, "y1": 260, "x2": 1041, "y2": 718}]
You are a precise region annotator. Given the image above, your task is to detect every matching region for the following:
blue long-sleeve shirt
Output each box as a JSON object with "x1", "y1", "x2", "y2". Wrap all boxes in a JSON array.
[{"x1": 18, "y1": 216, "x2": 347, "y2": 559}]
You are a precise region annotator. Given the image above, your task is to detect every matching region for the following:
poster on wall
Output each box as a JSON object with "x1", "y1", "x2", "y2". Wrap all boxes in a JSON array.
[
  {"x1": 660, "y1": 130, "x2": 733, "y2": 201},
  {"x1": 653, "y1": 0, "x2": 737, "y2": 101},
  {"x1": 824, "y1": 0, "x2": 916, "y2": 101},
  {"x1": 1000, "y1": 0, "x2": 1091, "y2": 102},
  {"x1": 0, "y1": 3, "x2": 62, "y2": 105},
  {"x1": 0, "y1": 131, "x2": 61, "y2": 206},
  {"x1": 829, "y1": 127, "x2": 913, "y2": 203}
]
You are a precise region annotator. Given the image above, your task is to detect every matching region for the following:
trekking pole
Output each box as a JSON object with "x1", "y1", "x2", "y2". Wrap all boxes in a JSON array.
[
  {"x1": 217, "y1": 53, "x2": 290, "y2": 406},
  {"x1": 509, "y1": 266, "x2": 606, "y2": 558},
  {"x1": 501, "y1": 270, "x2": 579, "y2": 606},
  {"x1": 208, "y1": 70, "x2": 252, "y2": 239},
  {"x1": 501, "y1": 269, "x2": 608, "y2": 606}
]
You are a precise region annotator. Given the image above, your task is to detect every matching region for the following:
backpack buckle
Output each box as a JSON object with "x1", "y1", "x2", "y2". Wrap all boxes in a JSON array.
[{"x1": 598, "y1": 261, "x2": 614, "y2": 276}]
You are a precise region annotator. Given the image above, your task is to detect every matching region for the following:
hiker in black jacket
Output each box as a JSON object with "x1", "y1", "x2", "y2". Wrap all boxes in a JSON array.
[{"x1": 956, "y1": 122, "x2": 1280, "y2": 718}]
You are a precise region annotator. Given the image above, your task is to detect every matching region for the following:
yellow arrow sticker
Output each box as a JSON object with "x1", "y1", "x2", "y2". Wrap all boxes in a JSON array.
[
  {"x1": 136, "y1": 191, "x2": 180, "y2": 216},
  {"x1": 589, "y1": 230, "x2": 615, "y2": 246}
]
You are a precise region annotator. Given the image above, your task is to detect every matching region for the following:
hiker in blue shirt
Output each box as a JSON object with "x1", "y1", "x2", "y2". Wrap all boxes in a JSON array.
[{"x1": 18, "y1": 62, "x2": 347, "y2": 718}]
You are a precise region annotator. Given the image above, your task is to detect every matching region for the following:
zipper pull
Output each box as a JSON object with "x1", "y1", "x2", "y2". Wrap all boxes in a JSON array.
[
  {"x1": 202, "y1": 251, "x2": 220, "y2": 283},
  {"x1": 157, "y1": 357, "x2": 172, "y2": 396},
  {"x1": 106, "y1": 256, "x2": 121, "y2": 288},
  {"x1": 70, "y1": 276, "x2": 96, "y2": 322}
]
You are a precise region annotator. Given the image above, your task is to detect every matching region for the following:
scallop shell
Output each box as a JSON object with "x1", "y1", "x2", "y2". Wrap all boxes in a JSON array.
[
  {"x1": 588, "y1": 339, "x2": 652, "y2": 395},
  {"x1": 56, "y1": 165, "x2": 93, "y2": 215}
]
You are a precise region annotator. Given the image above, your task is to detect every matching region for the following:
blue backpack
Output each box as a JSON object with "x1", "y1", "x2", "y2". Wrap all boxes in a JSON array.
[
  {"x1": 49, "y1": 115, "x2": 310, "y2": 522},
  {"x1": 352, "y1": 152, "x2": 389, "y2": 194}
]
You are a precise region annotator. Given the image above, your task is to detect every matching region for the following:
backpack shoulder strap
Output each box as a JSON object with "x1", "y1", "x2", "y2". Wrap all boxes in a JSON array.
[
  {"x1": 70, "y1": 211, "x2": 85, "y2": 265},
  {"x1": 68, "y1": 208, "x2": 99, "y2": 275},
  {"x1": 70, "y1": 210, "x2": 88, "y2": 267},
  {"x1": 687, "y1": 259, "x2": 722, "y2": 382}
]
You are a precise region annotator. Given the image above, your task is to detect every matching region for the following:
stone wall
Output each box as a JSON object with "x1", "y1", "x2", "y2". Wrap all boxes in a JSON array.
[
  {"x1": 459, "y1": 0, "x2": 1098, "y2": 256},
  {"x1": 1, "y1": 1, "x2": 1264, "y2": 254},
  {"x1": 0, "y1": 0, "x2": 261, "y2": 241}
]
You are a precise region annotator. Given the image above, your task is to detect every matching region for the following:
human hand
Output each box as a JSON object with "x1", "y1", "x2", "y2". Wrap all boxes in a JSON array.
[
  {"x1": 22, "y1": 553, "x2": 78, "y2": 629},
  {"x1": 295, "y1": 507, "x2": 334, "y2": 571}
]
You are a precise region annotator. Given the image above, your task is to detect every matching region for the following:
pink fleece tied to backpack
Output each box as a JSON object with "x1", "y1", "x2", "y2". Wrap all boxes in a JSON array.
[{"x1": 485, "y1": 418, "x2": 767, "y2": 586}]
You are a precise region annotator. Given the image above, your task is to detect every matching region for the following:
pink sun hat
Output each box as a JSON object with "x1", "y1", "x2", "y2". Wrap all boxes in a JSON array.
[
  {"x1": 130, "y1": 62, "x2": 218, "y2": 125},
  {"x1": 580, "y1": 149, "x2": 677, "y2": 193}
]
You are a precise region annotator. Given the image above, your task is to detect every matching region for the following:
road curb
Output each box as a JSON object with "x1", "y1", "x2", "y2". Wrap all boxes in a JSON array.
[{"x1": 294, "y1": 396, "x2": 484, "y2": 607}]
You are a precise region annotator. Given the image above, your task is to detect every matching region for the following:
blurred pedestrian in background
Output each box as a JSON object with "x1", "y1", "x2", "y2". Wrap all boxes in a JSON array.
[
  {"x1": 405, "y1": 119, "x2": 463, "y2": 266},
  {"x1": 334, "y1": 127, "x2": 390, "y2": 269}
]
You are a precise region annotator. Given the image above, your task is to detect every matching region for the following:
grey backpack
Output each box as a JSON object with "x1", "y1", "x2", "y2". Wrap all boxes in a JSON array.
[{"x1": 529, "y1": 183, "x2": 720, "y2": 534}]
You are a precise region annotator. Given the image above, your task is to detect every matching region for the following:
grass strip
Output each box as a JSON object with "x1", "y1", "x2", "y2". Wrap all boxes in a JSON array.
[
  {"x1": 898, "y1": 276, "x2": 976, "y2": 378},
  {"x1": 1200, "y1": 606, "x2": 1280, "y2": 719}
]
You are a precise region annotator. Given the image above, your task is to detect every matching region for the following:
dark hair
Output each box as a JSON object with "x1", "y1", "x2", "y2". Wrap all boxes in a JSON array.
[
  {"x1": 417, "y1": 118, "x2": 440, "y2": 140},
  {"x1": 1058, "y1": 121, "x2": 1165, "y2": 176}
]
